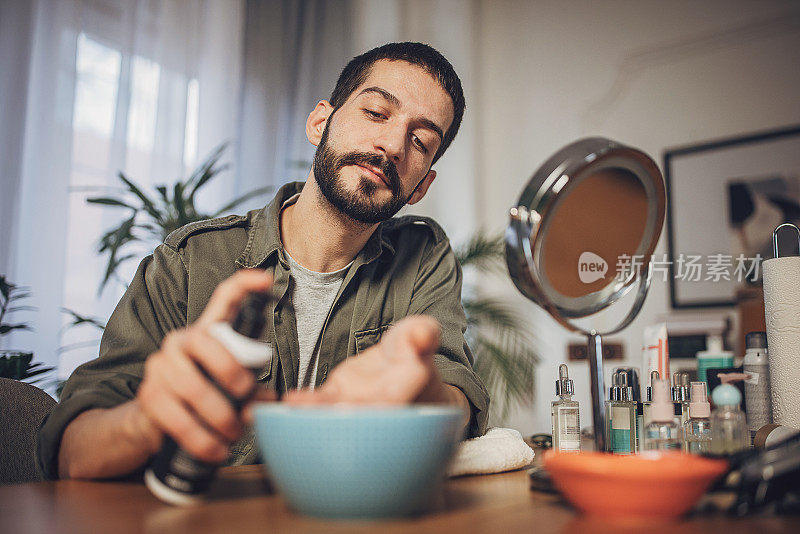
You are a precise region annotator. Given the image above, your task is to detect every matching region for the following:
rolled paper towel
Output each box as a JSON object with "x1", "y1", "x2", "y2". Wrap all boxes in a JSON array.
[{"x1": 762, "y1": 256, "x2": 800, "y2": 430}]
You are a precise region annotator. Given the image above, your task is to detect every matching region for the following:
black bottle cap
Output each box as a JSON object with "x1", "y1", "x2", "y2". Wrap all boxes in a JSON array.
[
  {"x1": 745, "y1": 331, "x2": 767, "y2": 350},
  {"x1": 231, "y1": 292, "x2": 271, "y2": 339}
]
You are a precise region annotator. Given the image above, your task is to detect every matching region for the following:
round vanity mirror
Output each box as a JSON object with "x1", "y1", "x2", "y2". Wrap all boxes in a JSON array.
[{"x1": 505, "y1": 138, "x2": 666, "y2": 452}]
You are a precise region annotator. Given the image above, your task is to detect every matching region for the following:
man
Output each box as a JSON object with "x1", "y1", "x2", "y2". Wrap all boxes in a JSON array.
[{"x1": 38, "y1": 42, "x2": 489, "y2": 480}]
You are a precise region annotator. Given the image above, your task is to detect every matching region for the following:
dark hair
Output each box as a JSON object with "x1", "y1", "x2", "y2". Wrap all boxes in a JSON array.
[{"x1": 329, "y1": 42, "x2": 465, "y2": 165}]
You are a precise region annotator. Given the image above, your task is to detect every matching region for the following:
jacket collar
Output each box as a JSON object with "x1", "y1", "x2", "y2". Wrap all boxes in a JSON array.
[{"x1": 236, "y1": 181, "x2": 395, "y2": 269}]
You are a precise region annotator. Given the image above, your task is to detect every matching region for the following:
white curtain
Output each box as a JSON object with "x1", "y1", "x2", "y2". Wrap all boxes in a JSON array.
[
  {"x1": 235, "y1": 0, "x2": 357, "y2": 203},
  {"x1": 1, "y1": 0, "x2": 244, "y2": 384}
]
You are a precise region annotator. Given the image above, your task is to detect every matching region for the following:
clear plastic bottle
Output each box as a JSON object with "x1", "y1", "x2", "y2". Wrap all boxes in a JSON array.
[
  {"x1": 551, "y1": 364, "x2": 580, "y2": 452},
  {"x1": 683, "y1": 381, "x2": 711, "y2": 454},
  {"x1": 644, "y1": 378, "x2": 682, "y2": 450},
  {"x1": 710, "y1": 384, "x2": 749, "y2": 455}
]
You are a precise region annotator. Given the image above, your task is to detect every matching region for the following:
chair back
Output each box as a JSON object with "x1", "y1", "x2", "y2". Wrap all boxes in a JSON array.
[{"x1": 0, "y1": 378, "x2": 57, "y2": 484}]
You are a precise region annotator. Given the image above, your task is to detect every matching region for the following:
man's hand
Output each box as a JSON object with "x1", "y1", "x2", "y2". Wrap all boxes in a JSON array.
[
  {"x1": 135, "y1": 269, "x2": 275, "y2": 463},
  {"x1": 59, "y1": 269, "x2": 274, "y2": 479},
  {"x1": 284, "y1": 316, "x2": 471, "y2": 429}
]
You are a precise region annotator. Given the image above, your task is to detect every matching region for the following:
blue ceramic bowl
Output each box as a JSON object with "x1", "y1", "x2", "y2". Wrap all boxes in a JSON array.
[{"x1": 253, "y1": 404, "x2": 464, "y2": 519}]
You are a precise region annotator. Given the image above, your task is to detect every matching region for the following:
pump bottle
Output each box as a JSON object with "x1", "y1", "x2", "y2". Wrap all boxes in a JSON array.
[
  {"x1": 697, "y1": 334, "x2": 733, "y2": 385},
  {"x1": 145, "y1": 291, "x2": 274, "y2": 505},
  {"x1": 683, "y1": 381, "x2": 711, "y2": 454},
  {"x1": 551, "y1": 364, "x2": 580, "y2": 452},
  {"x1": 644, "y1": 378, "x2": 682, "y2": 450}
]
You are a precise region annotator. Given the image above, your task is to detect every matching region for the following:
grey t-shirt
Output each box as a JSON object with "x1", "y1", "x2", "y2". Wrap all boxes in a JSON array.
[{"x1": 285, "y1": 251, "x2": 350, "y2": 389}]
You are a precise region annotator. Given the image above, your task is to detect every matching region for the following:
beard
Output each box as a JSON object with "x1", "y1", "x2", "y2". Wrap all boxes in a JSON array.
[{"x1": 312, "y1": 117, "x2": 411, "y2": 225}]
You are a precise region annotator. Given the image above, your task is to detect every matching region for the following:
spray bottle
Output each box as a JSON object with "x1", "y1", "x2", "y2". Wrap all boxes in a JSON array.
[
  {"x1": 743, "y1": 331, "x2": 772, "y2": 445},
  {"x1": 145, "y1": 291, "x2": 275, "y2": 505}
]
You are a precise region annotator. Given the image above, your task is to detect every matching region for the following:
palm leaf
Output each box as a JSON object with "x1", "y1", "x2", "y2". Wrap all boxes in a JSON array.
[
  {"x1": 463, "y1": 297, "x2": 523, "y2": 332},
  {"x1": 212, "y1": 185, "x2": 273, "y2": 217},
  {"x1": 117, "y1": 172, "x2": 165, "y2": 225},
  {"x1": 61, "y1": 308, "x2": 106, "y2": 331},
  {"x1": 173, "y1": 182, "x2": 188, "y2": 222},
  {"x1": 0, "y1": 324, "x2": 31, "y2": 335},
  {"x1": 470, "y1": 327, "x2": 538, "y2": 419},
  {"x1": 98, "y1": 215, "x2": 138, "y2": 292},
  {"x1": 186, "y1": 142, "x2": 228, "y2": 194},
  {"x1": 87, "y1": 197, "x2": 139, "y2": 210},
  {"x1": 457, "y1": 231, "x2": 539, "y2": 423},
  {"x1": 454, "y1": 231, "x2": 505, "y2": 273}
]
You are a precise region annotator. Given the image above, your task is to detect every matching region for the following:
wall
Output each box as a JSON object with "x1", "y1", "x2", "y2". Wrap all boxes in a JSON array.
[{"x1": 474, "y1": 0, "x2": 800, "y2": 434}]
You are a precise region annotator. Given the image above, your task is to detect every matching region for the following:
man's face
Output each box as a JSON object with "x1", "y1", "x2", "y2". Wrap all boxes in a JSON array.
[{"x1": 312, "y1": 60, "x2": 454, "y2": 224}]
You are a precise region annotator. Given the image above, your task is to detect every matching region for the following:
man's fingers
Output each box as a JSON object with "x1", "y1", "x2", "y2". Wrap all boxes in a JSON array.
[
  {"x1": 160, "y1": 334, "x2": 244, "y2": 442},
  {"x1": 241, "y1": 389, "x2": 278, "y2": 424},
  {"x1": 384, "y1": 316, "x2": 441, "y2": 361},
  {"x1": 198, "y1": 269, "x2": 273, "y2": 326},
  {"x1": 182, "y1": 328, "x2": 255, "y2": 399},
  {"x1": 141, "y1": 386, "x2": 229, "y2": 463}
]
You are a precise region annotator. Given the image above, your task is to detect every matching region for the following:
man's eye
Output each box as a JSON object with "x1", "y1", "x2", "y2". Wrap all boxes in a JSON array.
[
  {"x1": 412, "y1": 135, "x2": 428, "y2": 153},
  {"x1": 364, "y1": 109, "x2": 385, "y2": 120}
]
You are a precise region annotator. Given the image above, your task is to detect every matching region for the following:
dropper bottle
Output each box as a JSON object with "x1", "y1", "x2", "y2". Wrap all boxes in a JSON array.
[
  {"x1": 642, "y1": 370, "x2": 658, "y2": 428},
  {"x1": 710, "y1": 384, "x2": 749, "y2": 455},
  {"x1": 644, "y1": 378, "x2": 682, "y2": 450},
  {"x1": 145, "y1": 291, "x2": 275, "y2": 505},
  {"x1": 683, "y1": 381, "x2": 711, "y2": 454},
  {"x1": 672, "y1": 371, "x2": 691, "y2": 428},
  {"x1": 551, "y1": 364, "x2": 580, "y2": 452},
  {"x1": 607, "y1": 372, "x2": 636, "y2": 454}
]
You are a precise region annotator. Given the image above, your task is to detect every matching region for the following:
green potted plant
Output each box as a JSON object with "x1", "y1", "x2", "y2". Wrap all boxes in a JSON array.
[
  {"x1": 0, "y1": 275, "x2": 54, "y2": 384},
  {"x1": 455, "y1": 232, "x2": 538, "y2": 420},
  {"x1": 87, "y1": 143, "x2": 273, "y2": 292}
]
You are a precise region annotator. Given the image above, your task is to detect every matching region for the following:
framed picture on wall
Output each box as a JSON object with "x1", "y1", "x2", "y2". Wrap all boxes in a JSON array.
[{"x1": 665, "y1": 125, "x2": 800, "y2": 309}]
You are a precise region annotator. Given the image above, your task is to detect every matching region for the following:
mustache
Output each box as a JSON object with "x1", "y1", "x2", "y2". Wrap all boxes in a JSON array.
[{"x1": 334, "y1": 152, "x2": 401, "y2": 193}]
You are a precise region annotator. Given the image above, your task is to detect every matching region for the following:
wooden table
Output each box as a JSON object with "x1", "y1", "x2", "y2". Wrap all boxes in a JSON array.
[{"x1": 1, "y1": 465, "x2": 798, "y2": 533}]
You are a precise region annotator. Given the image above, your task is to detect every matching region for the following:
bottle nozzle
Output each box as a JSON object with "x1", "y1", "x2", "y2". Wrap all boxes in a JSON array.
[
  {"x1": 650, "y1": 379, "x2": 674, "y2": 422},
  {"x1": 689, "y1": 381, "x2": 710, "y2": 418},
  {"x1": 556, "y1": 363, "x2": 574, "y2": 396}
]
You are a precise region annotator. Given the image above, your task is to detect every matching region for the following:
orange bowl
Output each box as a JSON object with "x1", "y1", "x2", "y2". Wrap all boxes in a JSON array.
[{"x1": 544, "y1": 451, "x2": 728, "y2": 520}]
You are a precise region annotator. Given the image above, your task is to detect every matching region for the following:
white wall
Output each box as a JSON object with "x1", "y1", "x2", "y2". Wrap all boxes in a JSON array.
[{"x1": 473, "y1": 0, "x2": 800, "y2": 434}]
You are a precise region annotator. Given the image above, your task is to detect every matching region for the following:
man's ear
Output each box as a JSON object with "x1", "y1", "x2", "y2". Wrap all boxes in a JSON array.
[
  {"x1": 306, "y1": 100, "x2": 334, "y2": 146},
  {"x1": 407, "y1": 170, "x2": 437, "y2": 205}
]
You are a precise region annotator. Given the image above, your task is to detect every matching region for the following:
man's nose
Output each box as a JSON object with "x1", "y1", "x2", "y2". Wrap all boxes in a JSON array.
[{"x1": 373, "y1": 123, "x2": 406, "y2": 163}]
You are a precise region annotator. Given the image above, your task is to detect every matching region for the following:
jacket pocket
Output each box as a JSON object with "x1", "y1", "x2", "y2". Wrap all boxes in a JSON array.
[{"x1": 354, "y1": 323, "x2": 393, "y2": 354}]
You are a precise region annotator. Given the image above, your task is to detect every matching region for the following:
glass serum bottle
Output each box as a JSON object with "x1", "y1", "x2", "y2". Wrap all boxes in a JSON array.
[
  {"x1": 683, "y1": 381, "x2": 711, "y2": 454},
  {"x1": 607, "y1": 372, "x2": 637, "y2": 454},
  {"x1": 672, "y1": 371, "x2": 691, "y2": 429},
  {"x1": 644, "y1": 378, "x2": 682, "y2": 450},
  {"x1": 642, "y1": 370, "x2": 659, "y2": 429},
  {"x1": 551, "y1": 364, "x2": 580, "y2": 452},
  {"x1": 710, "y1": 384, "x2": 749, "y2": 455}
]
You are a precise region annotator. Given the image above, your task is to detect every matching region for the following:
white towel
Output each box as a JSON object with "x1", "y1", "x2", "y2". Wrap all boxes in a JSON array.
[{"x1": 447, "y1": 427, "x2": 535, "y2": 477}]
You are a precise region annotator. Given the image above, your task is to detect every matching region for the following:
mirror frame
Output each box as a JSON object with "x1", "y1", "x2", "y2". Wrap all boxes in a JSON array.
[{"x1": 506, "y1": 138, "x2": 666, "y2": 328}]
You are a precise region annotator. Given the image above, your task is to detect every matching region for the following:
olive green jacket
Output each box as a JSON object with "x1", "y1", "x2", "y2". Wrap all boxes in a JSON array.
[{"x1": 37, "y1": 182, "x2": 489, "y2": 479}]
